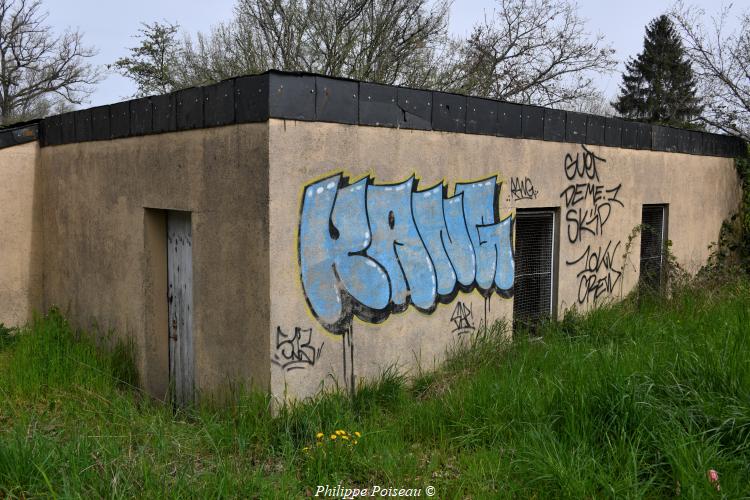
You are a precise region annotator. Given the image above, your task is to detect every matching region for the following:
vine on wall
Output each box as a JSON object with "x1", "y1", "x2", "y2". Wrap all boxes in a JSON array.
[{"x1": 703, "y1": 147, "x2": 750, "y2": 275}]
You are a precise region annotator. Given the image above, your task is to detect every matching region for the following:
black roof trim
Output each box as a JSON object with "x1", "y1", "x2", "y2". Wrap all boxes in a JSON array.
[
  {"x1": 29, "y1": 69, "x2": 746, "y2": 158},
  {"x1": 0, "y1": 121, "x2": 39, "y2": 149}
]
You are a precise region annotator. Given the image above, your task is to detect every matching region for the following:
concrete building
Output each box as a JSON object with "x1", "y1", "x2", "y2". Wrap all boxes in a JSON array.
[{"x1": 0, "y1": 71, "x2": 744, "y2": 404}]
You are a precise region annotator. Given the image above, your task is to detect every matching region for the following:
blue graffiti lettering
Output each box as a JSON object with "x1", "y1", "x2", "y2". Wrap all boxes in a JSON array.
[{"x1": 299, "y1": 174, "x2": 514, "y2": 332}]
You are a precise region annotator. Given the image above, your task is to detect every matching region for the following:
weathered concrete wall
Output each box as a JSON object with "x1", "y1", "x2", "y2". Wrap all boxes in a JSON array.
[
  {"x1": 268, "y1": 119, "x2": 740, "y2": 401},
  {"x1": 0, "y1": 141, "x2": 42, "y2": 326},
  {"x1": 0, "y1": 114, "x2": 738, "y2": 403},
  {"x1": 39, "y1": 124, "x2": 270, "y2": 397}
]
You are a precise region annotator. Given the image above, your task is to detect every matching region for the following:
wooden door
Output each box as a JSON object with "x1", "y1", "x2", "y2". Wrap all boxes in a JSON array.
[{"x1": 167, "y1": 211, "x2": 194, "y2": 405}]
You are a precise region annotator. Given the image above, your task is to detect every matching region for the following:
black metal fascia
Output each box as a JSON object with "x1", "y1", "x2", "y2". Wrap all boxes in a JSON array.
[
  {"x1": 0, "y1": 121, "x2": 39, "y2": 149},
  {"x1": 32, "y1": 69, "x2": 745, "y2": 158}
]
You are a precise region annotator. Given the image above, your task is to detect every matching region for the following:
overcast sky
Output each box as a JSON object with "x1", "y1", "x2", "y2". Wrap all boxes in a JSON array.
[{"x1": 45, "y1": 0, "x2": 749, "y2": 107}]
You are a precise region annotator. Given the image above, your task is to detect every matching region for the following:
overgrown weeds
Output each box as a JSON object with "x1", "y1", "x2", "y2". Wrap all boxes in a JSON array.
[
  {"x1": 0, "y1": 323, "x2": 17, "y2": 350},
  {"x1": 1, "y1": 275, "x2": 749, "y2": 497}
]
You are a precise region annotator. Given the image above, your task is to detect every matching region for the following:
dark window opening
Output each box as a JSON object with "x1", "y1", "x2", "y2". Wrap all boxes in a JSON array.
[
  {"x1": 640, "y1": 205, "x2": 667, "y2": 291},
  {"x1": 513, "y1": 209, "x2": 557, "y2": 334}
]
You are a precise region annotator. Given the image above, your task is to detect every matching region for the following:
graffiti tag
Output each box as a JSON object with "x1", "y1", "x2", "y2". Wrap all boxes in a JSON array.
[
  {"x1": 509, "y1": 176, "x2": 538, "y2": 201},
  {"x1": 566, "y1": 240, "x2": 623, "y2": 305},
  {"x1": 560, "y1": 146, "x2": 623, "y2": 243},
  {"x1": 299, "y1": 174, "x2": 514, "y2": 332},
  {"x1": 450, "y1": 301, "x2": 475, "y2": 334},
  {"x1": 272, "y1": 327, "x2": 324, "y2": 372}
]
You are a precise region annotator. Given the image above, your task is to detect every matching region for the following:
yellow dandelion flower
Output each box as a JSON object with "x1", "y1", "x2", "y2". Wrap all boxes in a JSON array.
[
  {"x1": 336, "y1": 430, "x2": 345, "y2": 436},
  {"x1": 330, "y1": 434, "x2": 337, "y2": 440},
  {"x1": 302, "y1": 446, "x2": 310, "y2": 452},
  {"x1": 353, "y1": 440, "x2": 358, "y2": 445},
  {"x1": 354, "y1": 432, "x2": 361, "y2": 438},
  {"x1": 316, "y1": 432, "x2": 324, "y2": 439},
  {"x1": 341, "y1": 435, "x2": 350, "y2": 440}
]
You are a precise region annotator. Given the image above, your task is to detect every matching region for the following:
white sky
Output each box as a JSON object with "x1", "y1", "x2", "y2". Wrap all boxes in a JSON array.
[{"x1": 44, "y1": 0, "x2": 750, "y2": 107}]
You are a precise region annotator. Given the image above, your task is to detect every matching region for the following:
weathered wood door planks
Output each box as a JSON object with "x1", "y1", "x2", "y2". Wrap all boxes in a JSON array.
[{"x1": 167, "y1": 211, "x2": 194, "y2": 405}]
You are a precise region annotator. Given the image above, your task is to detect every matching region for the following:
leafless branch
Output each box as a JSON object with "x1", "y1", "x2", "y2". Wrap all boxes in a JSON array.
[
  {"x1": 173, "y1": 0, "x2": 450, "y2": 88},
  {"x1": 0, "y1": 0, "x2": 100, "y2": 124},
  {"x1": 671, "y1": 1, "x2": 750, "y2": 140},
  {"x1": 442, "y1": 0, "x2": 616, "y2": 107}
]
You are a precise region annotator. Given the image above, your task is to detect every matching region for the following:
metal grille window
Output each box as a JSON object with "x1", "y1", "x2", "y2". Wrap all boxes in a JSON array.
[
  {"x1": 640, "y1": 205, "x2": 666, "y2": 291},
  {"x1": 513, "y1": 210, "x2": 556, "y2": 332}
]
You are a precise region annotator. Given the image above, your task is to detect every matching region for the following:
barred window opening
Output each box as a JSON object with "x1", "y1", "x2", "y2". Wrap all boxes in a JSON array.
[
  {"x1": 513, "y1": 210, "x2": 556, "y2": 334},
  {"x1": 640, "y1": 205, "x2": 666, "y2": 291}
]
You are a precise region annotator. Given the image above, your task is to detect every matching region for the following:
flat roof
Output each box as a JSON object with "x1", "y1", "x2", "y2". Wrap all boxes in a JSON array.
[{"x1": 1, "y1": 70, "x2": 744, "y2": 157}]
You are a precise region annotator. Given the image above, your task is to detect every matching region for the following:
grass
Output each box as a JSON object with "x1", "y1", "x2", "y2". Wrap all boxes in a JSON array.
[{"x1": 1, "y1": 277, "x2": 749, "y2": 498}]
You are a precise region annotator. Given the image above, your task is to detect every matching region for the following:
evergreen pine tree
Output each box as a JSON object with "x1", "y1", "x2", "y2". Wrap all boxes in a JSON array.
[{"x1": 614, "y1": 15, "x2": 701, "y2": 127}]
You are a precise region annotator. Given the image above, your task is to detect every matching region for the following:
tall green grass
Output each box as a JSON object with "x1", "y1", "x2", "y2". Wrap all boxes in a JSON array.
[{"x1": 1, "y1": 279, "x2": 749, "y2": 498}]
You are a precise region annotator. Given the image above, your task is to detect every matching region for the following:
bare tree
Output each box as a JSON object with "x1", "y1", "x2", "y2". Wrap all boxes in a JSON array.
[
  {"x1": 442, "y1": 0, "x2": 616, "y2": 107},
  {"x1": 178, "y1": 20, "x2": 268, "y2": 86},
  {"x1": 171, "y1": 0, "x2": 450, "y2": 88},
  {"x1": 560, "y1": 90, "x2": 616, "y2": 116},
  {"x1": 119, "y1": 0, "x2": 618, "y2": 110},
  {"x1": 671, "y1": 2, "x2": 750, "y2": 141},
  {"x1": 0, "y1": 0, "x2": 99, "y2": 124},
  {"x1": 112, "y1": 21, "x2": 181, "y2": 97}
]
